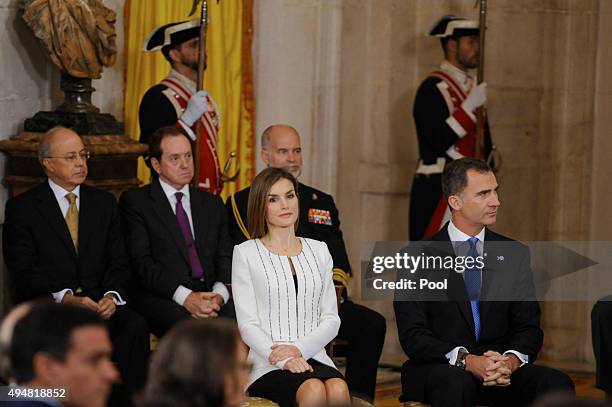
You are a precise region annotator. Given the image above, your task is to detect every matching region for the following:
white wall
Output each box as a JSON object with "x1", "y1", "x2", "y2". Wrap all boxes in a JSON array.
[{"x1": 253, "y1": 0, "x2": 342, "y2": 194}]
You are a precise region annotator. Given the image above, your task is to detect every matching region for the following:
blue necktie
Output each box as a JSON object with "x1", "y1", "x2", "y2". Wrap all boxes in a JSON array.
[{"x1": 465, "y1": 237, "x2": 481, "y2": 341}]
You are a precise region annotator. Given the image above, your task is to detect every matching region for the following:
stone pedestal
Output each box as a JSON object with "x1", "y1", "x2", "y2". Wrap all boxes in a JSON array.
[
  {"x1": 23, "y1": 74, "x2": 124, "y2": 135},
  {"x1": 0, "y1": 132, "x2": 147, "y2": 199},
  {"x1": 23, "y1": 112, "x2": 124, "y2": 136}
]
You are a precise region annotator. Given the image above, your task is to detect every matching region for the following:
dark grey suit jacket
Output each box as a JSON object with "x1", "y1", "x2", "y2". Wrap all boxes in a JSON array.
[
  {"x1": 119, "y1": 179, "x2": 232, "y2": 300},
  {"x1": 3, "y1": 181, "x2": 129, "y2": 303},
  {"x1": 394, "y1": 224, "x2": 543, "y2": 400}
]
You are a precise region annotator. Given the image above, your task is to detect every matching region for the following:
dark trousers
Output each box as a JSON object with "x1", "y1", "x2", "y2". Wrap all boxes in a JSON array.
[
  {"x1": 337, "y1": 300, "x2": 386, "y2": 402},
  {"x1": 108, "y1": 306, "x2": 150, "y2": 406},
  {"x1": 592, "y1": 296, "x2": 612, "y2": 395},
  {"x1": 402, "y1": 362, "x2": 574, "y2": 407},
  {"x1": 133, "y1": 293, "x2": 236, "y2": 337}
]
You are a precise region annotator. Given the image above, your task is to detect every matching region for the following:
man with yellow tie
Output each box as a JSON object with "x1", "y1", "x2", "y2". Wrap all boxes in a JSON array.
[{"x1": 2, "y1": 126, "x2": 149, "y2": 405}]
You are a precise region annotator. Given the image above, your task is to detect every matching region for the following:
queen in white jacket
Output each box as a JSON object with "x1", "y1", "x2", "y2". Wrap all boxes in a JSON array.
[{"x1": 231, "y1": 166, "x2": 350, "y2": 407}]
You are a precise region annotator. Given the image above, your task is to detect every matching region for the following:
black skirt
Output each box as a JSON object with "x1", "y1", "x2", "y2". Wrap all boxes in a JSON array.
[{"x1": 247, "y1": 359, "x2": 345, "y2": 407}]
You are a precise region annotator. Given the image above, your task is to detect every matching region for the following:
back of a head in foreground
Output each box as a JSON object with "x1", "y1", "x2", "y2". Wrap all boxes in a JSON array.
[{"x1": 140, "y1": 318, "x2": 246, "y2": 407}]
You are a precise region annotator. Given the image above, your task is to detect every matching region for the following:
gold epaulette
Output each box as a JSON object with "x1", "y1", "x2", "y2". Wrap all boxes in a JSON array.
[
  {"x1": 332, "y1": 268, "x2": 350, "y2": 288},
  {"x1": 231, "y1": 193, "x2": 251, "y2": 240}
]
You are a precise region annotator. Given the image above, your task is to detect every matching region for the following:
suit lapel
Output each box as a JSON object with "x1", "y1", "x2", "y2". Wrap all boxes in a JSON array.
[
  {"x1": 448, "y1": 272, "x2": 475, "y2": 335},
  {"x1": 189, "y1": 187, "x2": 208, "y2": 261},
  {"x1": 77, "y1": 185, "x2": 96, "y2": 256},
  {"x1": 430, "y1": 225, "x2": 475, "y2": 337},
  {"x1": 481, "y1": 231, "x2": 497, "y2": 302},
  {"x1": 150, "y1": 180, "x2": 190, "y2": 265},
  {"x1": 35, "y1": 182, "x2": 77, "y2": 258},
  {"x1": 479, "y1": 228, "x2": 502, "y2": 327}
]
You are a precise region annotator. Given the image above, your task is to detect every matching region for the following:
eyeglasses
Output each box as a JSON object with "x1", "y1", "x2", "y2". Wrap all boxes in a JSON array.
[{"x1": 45, "y1": 151, "x2": 91, "y2": 163}]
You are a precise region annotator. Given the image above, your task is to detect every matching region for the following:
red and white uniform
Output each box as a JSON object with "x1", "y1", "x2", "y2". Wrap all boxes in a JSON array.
[{"x1": 409, "y1": 61, "x2": 492, "y2": 241}]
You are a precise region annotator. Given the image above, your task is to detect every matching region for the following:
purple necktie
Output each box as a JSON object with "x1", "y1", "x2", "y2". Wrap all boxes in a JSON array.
[{"x1": 175, "y1": 192, "x2": 204, "y2": 279}]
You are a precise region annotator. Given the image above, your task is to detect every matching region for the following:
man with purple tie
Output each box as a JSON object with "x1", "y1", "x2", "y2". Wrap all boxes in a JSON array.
[{"x1": 120, "y1": 126, "x2": 233, "y2": 336}]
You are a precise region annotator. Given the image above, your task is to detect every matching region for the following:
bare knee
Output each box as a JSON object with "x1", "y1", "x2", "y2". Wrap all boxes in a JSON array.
[
  {"x1": 296, "y1": 378, "x2": 326, "y2": 406},
  {"x1": 325, "y1": 378, "x2": 351, "y2": 406}
]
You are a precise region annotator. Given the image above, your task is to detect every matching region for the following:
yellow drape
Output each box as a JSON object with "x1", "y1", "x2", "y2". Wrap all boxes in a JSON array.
[{"x1": 123, "y1": 0, "x2": 256, "y2": 198}]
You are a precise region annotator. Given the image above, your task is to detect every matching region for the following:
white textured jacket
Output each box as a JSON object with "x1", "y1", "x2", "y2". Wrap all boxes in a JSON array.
[{"x1": 232, "y1": 237, "x2": 341, "y2": 386}]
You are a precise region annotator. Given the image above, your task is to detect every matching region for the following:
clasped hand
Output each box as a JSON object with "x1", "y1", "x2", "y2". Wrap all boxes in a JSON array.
[
  {"x1": 184, "y1": 292, "x2": 222, "y2": 319},
  {"x1": 268, "y1": 344, "x2": 313, "y2": 373},
  {"x1": 63, "y1": 293, "x2": 116, "y2": 320},
  {"x1": 466, "y1": 350, "x2": 520, "y2": 387}
]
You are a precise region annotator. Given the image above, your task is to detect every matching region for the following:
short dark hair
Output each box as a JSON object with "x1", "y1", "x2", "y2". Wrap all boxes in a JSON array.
[
  {"x1": 441, "y1": 157, "x2": 491, "y2": 198},
  {"x1": 161, "y1": 45, "x2": 176, "y2": 64},
  {"x1": 9, "y1": 303, "x2": 105, "y2": 383},
  {"x1": 139, "y1": 319, "x2": 242, "y2": 407},
  {"x1": 440, "y1": 37, "x2": 453, "y2": 56},
  {"x1": 440, "y1": 34, "x2": 478, "y2": 57},
  {"x1": 248, "y1": 167, "x2": 299, "y2": 239},
  {"x1": 148, "y1": 126, "x2": 192, "y2": 163}
]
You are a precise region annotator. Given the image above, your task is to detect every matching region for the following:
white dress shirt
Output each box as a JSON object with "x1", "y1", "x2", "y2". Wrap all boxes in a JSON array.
[
  {"x1": 47, "y1": 179, "x2": 125, "y2": 305},
  {"x1": 445, "y1": 219, "x2": 528, "y2": 367},
  {"x1": 158, "y1": 179, "x2": 230, "y2": 305}
]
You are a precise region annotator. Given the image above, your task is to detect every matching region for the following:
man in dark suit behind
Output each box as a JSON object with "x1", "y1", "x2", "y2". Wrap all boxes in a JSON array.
[
  {"x1": 394, "y1": 158, "x2": 574, "y2": 407},
  {"x1": 2, "y1": 127, "x2": 149, "y2": 402},
  {"x1": 226, "y1": 124, "x2": 386, "y2": 402},
  {"x1": 120, "y1": 126, "x2": 233, "y2": 337}
]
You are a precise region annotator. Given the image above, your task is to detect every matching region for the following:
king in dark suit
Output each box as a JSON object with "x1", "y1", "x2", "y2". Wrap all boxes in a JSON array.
[
  {"x1": 226, "y1": 124, "x2": 386, "y2": 402},
  {"x1": 394, "y1": 157, "x2": 574, "y2": 407},
  {"x1": 2, "y1": 127, "x2": 149, "y2": 402},
  {"x1": 119, "y1": 126, "x2": 233, "y2": 337}
]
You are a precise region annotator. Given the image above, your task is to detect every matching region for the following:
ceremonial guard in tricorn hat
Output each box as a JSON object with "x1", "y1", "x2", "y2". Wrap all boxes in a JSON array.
[
  {"x1": 139, "y1": 20, "x2": 222, "y2": 194},
  {"x1": 409, "y1": 15, "x2": 494, "y2": 241}
]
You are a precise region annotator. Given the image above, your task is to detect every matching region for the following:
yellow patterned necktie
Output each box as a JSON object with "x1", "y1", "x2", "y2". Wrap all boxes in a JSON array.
[{"x1": 65, "y1": 192, "x2": 78, "y2": 252}]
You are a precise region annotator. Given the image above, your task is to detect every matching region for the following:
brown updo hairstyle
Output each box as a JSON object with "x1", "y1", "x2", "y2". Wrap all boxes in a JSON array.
[
  {"x1": 139, "y1": 319, "x2": 243, "y2": 407},
  {"x1": 247, "y1": 167, "x2": 299, "y2": 239}
]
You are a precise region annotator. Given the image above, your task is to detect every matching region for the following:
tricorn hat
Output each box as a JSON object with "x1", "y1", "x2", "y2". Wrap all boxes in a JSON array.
[
  {"x1": 428, "y1": 15, "x2": 479, "y2": 38},
  {"x1": 143, "y1": 20, "x2": 200, "y2": 52}
]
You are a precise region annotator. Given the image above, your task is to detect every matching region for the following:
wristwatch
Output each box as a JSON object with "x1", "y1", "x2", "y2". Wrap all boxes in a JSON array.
[{"x1": 455, "y1": 349, "x2": 469, "y2": 370}]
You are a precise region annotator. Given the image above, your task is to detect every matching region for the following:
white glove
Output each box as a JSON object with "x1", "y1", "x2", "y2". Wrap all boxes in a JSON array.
[
  {"x1": 461, "y1": 82, "x2": 487, "y2": 113},
  {"x1": 180, "y1": 90, "x2": 210, "y2": 127}
]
